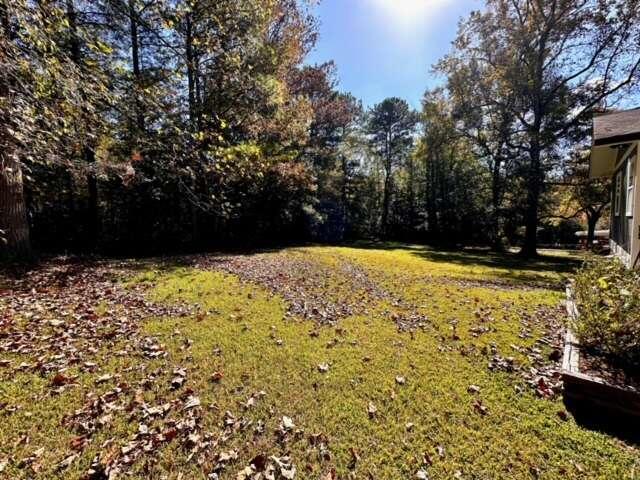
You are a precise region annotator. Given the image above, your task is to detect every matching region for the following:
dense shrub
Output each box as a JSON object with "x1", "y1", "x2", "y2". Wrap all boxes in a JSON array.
[{"x1": 573, "y1": 257, "x2": 640, "y2": 366}]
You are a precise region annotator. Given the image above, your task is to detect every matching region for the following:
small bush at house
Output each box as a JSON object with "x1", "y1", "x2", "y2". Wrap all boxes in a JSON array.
[{"x1": 573, "y1": 256, "x2": 640, "y2": 366}]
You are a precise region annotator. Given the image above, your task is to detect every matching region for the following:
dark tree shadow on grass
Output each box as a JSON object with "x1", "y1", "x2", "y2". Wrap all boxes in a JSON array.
[
  {"x1": 348, "y1": 240, "x2": 583, "y2": 287},
  {"x1": 565, "y1": 400, "x2": 640, "y2": 446},
  {"x1": 1, "y1": 242, "x2": 584, "y2": 290}
]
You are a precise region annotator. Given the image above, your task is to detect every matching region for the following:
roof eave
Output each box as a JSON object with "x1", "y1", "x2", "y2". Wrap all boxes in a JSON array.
[
  {"x1": 589, "y1": 143, "x2": 620, "y2": 178},
  {"x1": 593, "y1": 132, "x2": 640, "y2": 146}
]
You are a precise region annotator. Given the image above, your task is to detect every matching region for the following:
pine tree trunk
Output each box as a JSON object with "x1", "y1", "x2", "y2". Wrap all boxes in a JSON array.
[
  {"x1": 340, "y1": 154, "x2": 349, "y2": 239},
  {"x1": 65, "y1": 0, "x2": 100, "y2": 251},
  {"x1": 0, "y1": 156, "x2": 32, "y2": 261},
  {"x1": 407, "y1": 155, "x2": 415, "y2": 230},
  {"x1": 185, "y1": 13, "x2": 197, "y2": 129},
  {"x1": 129, "y1": 0, "x2": 144, "y2": 133},
  {"x1": 85, "y1": 147, "x2": 99, "y2": 251},
  {"x1": 426, "y1": 153, "x2": 439, "y2": 240},
  {"x1": 381, "y1": 168, "x2": 391, "y2": 237},
  {"x1": 380, "y1": 132, "x2": 391, "y2": 237}
]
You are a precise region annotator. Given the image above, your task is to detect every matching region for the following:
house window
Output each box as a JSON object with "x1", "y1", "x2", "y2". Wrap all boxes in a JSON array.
[
  {"x1": 614, "y1": 171, "x2": 622, "y2": 216},
  {"x1": 627, "y1": 156, "x2": 636, "y2": 217}
]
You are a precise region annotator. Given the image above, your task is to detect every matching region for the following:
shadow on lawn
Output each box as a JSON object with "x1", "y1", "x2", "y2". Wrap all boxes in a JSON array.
[
  {"x1": 121, "y1": 245, "x2": 301, "y2": 279},
  {"x1": 350, "y1": 241, "x2": 583, "y2": 286},
  {"x1": 567, "y1": 403, "x2": 640, "y2": 446},
  {"x1": 1, "y1": 242, "x2": 583, "y2": 289}
]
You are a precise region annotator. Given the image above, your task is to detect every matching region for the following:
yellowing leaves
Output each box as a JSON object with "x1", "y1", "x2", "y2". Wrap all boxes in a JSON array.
[
  {"x1": 597, "y1": 276, "x2": 609, "y2": 290},
  {"x1": 89, "y1": 40, "x2": 113, "y2": 55},
  {"x1": 193, "y1": 131, "x2": 206, "y2": 142}
]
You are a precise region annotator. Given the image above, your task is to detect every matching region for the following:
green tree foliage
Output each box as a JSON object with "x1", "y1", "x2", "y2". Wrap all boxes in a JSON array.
[
  {"x1": 1, "y1": 0, "x2": 329, "y2": 257},
  {"x1": 1, "y1": 1, "x2": 111, "y2": 259},
  {"x1": 436, "y1": 51, "x2": 518, "y2": 250},
  {"x1": 366, "y1": 97, "x2": 418, "y2": 237},
  {"x1": 288, "y1": 62, "x2": 363, "y2": 240},
  {"x1": 415, "y1": 91, "x2": 491, "y2": 245},
  {"x1": 547, "y1": 148, "x2": 611, "y2": 248},
  {"x1": 439, "y1": 0, "x2": 640, "y2": 257}
]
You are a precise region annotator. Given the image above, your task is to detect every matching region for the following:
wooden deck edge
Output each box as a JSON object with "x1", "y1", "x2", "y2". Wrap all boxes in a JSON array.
[
  {"x1": 563, "y1": 370, "x2": 640, "y2": 418},
  {"x1": 562, "y1": 282, "x2": 580, "y2": 374}
]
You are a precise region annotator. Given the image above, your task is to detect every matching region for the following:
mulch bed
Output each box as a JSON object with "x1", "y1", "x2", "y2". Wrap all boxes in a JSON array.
[{"x1": 578, "y1": 349, "x2": 640, "y2": 392}]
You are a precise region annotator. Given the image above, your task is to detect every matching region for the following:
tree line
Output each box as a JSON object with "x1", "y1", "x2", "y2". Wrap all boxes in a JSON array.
[{"x1": 2, "y1": 0, "x2": 639, "y2": 262}]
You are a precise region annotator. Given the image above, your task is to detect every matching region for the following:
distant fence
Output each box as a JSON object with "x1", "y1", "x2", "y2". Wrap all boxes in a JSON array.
[{"x1": 537, "y1": 244, "x2": 581, "y2": 250}]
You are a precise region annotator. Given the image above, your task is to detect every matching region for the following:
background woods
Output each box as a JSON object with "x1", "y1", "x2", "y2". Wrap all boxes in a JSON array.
[{"x1": 2, "y1": 0, "x2": 640, "y2": 261}]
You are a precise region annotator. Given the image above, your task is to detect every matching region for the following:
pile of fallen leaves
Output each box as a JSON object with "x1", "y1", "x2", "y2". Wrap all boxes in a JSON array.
[
  {"x1": 1, "y1": 259, "x2": 193, "y2": 382},
  {"x1": 191, "y1": 252, "x2": 566, "y2": 394},
  {"x1": 190, "y1": 253, "x2": 391, "y2": 324},
  {"x1": 189, "y1": 253, "x2": 432, "y2": 332},
  {"x1": 0, "y1": 259, "x2": 343, "y2": 479},
  {"x1": 0, "y1": 259, "x2": 212, "y2": 476}
]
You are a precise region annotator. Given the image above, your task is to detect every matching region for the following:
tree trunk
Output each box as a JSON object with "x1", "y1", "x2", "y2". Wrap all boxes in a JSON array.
[
  {"x1": 586, "y1": 214, "x2": 597, "y2": 250},
  {"x1": 129, "y1": 0, "x2": 144, "y2": 133},
  {"x1": 85, "y1": 147, "x2": 99, "y2": 250},
  {"x1": 490, "y1": 158, "x2": 504, "y2": 251},
  {"x1": 66, "y1": 0, "x2": 100, "y2": 252},
  {"x1": 184, "y1": 13, "x2": 202, "y2": 247},
  {"x1": 426, "y1": 153, "x2": 439, "y2": 240},
  {"x1": 0, "y1": 156, "x2": 32, "y2": 261},
  {"x1": 521, "y1": 27, "x2": 549, "y2": 259},
  {"x1": 521, "y1": 189, "x2": 540, "y2": 258},
  {"x1": 380, "y1": 130, "x2": 392, "y2": 237},
  {"x1": 407, "y1": 154, "x2": 415, "y2": 229},
  {"x1": 185, "y1": 13, "x2": 197, "y2": 129},
  {"x1": 381, "y1": 165, "x2": 391, "y2": 237},
  {"x1": 0, "y1": 3, "x2": 8, "y2": 36},
  {"x1": 340, "y1": 153, "x2": 349, "y2": 238},
  {"x1": 65, "y1": 0, "x2": 81, "y2": 60},
  {"x1": 521, "y1": 143, "x2": 542, "y2": 258},
  {"x1": 585, "y1": 206, "x2": 602, "y2": 250}
]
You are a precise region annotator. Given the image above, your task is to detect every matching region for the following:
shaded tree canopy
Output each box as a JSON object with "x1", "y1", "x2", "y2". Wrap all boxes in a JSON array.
[{"x1": 2, "y1": 0, "x2": 640, "y2": 261}]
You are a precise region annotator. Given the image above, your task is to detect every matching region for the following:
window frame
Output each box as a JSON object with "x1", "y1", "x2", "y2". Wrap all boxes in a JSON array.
[
  {"x1": 627, "y1": 155, "x2": 636, "y2": 217},
  {"x1": 614, "y1": 170, "x2": 622, "y2": 216}
]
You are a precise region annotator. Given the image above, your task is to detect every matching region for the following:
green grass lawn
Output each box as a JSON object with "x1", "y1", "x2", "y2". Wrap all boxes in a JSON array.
[{"x1": 1, "y1": 245, "x2": 638, "y2": 479}]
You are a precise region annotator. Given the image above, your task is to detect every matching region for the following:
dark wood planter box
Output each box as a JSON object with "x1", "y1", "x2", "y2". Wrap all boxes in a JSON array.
[{"x1": 562, "y1": 284, "x2": 640, "y2": 436}]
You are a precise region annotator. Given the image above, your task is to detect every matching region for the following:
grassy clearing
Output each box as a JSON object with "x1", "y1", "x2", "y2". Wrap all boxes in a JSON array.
[
  {"x1": 321, "y1": 243, "x2": 582, "y2": 286},
  {"x1": 0, "y1": 245, "x2": 638, "y2": 479}
]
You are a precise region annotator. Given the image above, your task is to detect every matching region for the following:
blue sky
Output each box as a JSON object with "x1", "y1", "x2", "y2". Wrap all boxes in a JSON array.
[{"x1": 306, "y1": 0, "x2": 480, "y2": 109}]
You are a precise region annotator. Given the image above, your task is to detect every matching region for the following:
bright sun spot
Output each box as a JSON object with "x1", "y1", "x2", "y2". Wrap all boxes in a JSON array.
[{"x1": 370, "y1": 0, "x2": 452, "y2": 27}]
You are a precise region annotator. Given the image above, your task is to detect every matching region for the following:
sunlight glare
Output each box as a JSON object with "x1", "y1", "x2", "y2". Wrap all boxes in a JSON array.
[{"x1": 370, "y1": 0, "x2": 452, "y2": 28}]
